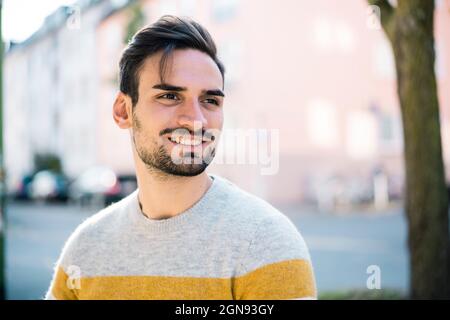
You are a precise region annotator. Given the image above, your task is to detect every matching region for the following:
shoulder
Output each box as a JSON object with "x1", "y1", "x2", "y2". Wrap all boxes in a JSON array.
[
  {"x1": 213, "y1": 175, "x2": 305, "y2": 237},
  {"x1": 212, "y1": 175, "x2": 311, "y2": 263},
  {"x1": 211, "y1": 176, "x2": 317, "y2": 299},
  {"x1": 57, "y1": 193, "x2": 134, "y2": 267},
  {"x1": 45, "y1": 193, "x2": 136, "y2": 300},
  {"x1": 212, "y1": 174, "x2": 285, "y2": 221}
]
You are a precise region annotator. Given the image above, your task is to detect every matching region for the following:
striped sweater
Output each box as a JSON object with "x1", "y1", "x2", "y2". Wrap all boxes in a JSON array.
[{"x1": 45, "y1": 174, "x2": 317, "y2": 300}]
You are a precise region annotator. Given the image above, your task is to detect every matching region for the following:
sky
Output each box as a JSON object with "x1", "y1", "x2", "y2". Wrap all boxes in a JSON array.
[{"x1": 2, "y1": 0, "x2": 77, "y2": 42}]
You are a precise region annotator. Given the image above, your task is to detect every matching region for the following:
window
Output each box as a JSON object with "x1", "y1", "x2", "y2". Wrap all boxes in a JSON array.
[
  {"x1": 373, "y1": 39, "x2": 395, "y2": 78},
  {"x1": 306, "y1": 99, "x2": 338, "y2": 149},
  {"x1": 346, "y1": 111, "x2": 377, "y2": 159},
  {"x1": 212, "y1": 0, "x2": 238, "y2": 22}
]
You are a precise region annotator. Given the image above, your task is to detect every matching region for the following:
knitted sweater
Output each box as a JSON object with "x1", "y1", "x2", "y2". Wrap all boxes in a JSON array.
[{"x1": 45, "y1": 174, "x2": 316, "y2": 300}]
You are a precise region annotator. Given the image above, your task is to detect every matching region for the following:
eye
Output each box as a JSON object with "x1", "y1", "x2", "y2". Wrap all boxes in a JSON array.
[
  {"x1": 202, "y1": 98, "x2": 220, "y2": 106},
  {"x1": 159, "y1": 93, "x2": 180, "y2": 100}
]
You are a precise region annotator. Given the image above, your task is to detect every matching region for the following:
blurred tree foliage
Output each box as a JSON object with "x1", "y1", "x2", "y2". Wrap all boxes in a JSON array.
[
  {"x1": 124, "y1": 2, "x2": 145, "y2": 44},
  {"x1": 33, "y1": 153, "x2": 63, "y2": 174}
]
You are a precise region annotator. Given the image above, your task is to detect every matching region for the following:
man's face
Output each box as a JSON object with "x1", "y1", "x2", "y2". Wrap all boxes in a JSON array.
[{"x1": 131, "y1": 49, "x2": 224, "y2": 177}]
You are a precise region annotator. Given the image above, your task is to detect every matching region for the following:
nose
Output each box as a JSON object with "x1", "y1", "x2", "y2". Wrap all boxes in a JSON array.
[{"x1": 176, "y1": 98, "x2": 208, "y2": 132}]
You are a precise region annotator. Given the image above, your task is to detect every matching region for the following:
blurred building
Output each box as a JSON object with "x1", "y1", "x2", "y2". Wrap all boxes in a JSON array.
[
  {"x1": 4, "y1": 0, "x2": 131, "y2": 188},
  {"x1": 4, "y1": 0, "x2": 450, "y2": 207}
]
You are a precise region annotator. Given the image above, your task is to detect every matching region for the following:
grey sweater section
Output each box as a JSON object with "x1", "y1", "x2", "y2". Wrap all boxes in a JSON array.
[{"x1": 45, "y1": 174, "x2": 315, "y2": 299}]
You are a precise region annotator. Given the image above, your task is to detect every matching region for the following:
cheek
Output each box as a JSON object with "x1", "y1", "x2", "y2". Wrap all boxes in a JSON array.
[
  {"x1": 152, "y1": 104, "x2": 180, "y2": 125},
  {"x1": 136, "y1": 103, "x2": 174, "y2": 134},
  {"x1": 206, "y1": 109, "x2": 224, "y2": 130},
  {"x1": 132, "y1": 115, "x2": 159, "y2": 145}
]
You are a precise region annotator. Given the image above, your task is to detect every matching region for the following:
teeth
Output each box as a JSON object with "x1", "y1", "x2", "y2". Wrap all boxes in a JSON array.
[{"x1": 170, "y1": 136, "x2": 203, "y2": 146}]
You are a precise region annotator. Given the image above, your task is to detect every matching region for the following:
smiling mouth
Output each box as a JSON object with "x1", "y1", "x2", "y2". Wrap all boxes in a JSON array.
[{"x1": 167, "y1": 135, "x2": 214, "y2": 147}]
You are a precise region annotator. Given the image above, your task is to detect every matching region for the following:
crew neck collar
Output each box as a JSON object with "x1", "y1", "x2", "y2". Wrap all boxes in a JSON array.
[{"x1": 127, "y1": 174, "x2": 220, "y2": 233}]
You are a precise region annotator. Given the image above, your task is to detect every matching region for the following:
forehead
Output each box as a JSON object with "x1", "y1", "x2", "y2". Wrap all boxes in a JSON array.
[{"x1": 138, "y1": 48, "x2": 223, "y2": 91}]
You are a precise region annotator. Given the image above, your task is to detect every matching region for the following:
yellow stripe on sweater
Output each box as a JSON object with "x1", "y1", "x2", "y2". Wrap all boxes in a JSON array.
[
  {"x1": 52, "y1": 259, "x2": 315, "y2": 300},
  {"x1": 233, "y1": 259, "x2": 316, "y2": 299}
]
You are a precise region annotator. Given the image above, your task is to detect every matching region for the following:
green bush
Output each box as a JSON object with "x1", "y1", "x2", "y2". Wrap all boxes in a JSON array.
[
  {"x1": 319, "y1": 288, "x2": 406, "y2": 300},
  {"x1": 33, "y1": 153, "x2": 62, "y2": 174}
]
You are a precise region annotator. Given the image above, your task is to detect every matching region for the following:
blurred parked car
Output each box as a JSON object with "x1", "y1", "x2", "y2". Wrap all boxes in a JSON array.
[
  {"x1": 29, "y1": 170, "x2": 69, "y2": 202},
  {"x1": 14, "y1": 174, "x2": 34, "y2": 201},
  {"x1": 69, "y1": 166, "x2": 137, "y2": 207},
  {"x1": 104, "y1": 174, "x2": 138, "y2": 206}
]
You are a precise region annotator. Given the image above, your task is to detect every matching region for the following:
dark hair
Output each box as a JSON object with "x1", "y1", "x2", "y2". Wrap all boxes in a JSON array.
[{"x1": 119, "y1": 15, "x2": 225, "y2": 106}]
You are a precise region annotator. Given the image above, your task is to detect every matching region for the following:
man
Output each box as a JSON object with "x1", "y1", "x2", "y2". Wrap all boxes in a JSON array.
[{"x1": 45, "y1": 15, "x2": 316, "y2": 300}]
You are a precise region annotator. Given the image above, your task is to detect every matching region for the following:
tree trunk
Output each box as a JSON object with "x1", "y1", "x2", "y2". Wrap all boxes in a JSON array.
[{"x1": 369, "y1": 0, "x2": 449, "y2": 299}]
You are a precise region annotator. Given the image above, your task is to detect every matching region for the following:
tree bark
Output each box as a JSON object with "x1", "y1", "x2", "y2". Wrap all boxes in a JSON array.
[{"x1": 368, "y1": 0, "x2": 449, "y2": 299}]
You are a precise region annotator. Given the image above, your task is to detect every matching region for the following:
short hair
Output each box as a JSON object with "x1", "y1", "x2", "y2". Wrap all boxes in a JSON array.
[{"x1": 119, "y1": 15, "x2": 225, "y2": 106}]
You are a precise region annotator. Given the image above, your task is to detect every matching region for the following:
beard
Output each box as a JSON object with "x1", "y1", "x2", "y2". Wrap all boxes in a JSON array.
[
  {"x1": 132, "y1": 117, "x2": 216, "y2": 177},
  {"x1": 135, "y1": 142, "x2": 215, "y2": 177}
]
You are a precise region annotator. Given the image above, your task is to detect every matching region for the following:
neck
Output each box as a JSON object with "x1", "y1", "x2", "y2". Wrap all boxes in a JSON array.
[{"x1": 135, "y1": 159, "x2": 213, "y2": 221}]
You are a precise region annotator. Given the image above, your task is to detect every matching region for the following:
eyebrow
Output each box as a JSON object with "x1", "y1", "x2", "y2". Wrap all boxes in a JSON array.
[
  {"x1": 152, "y1": 83, "x2": 225, "y2": 97},
  {"x1": 204, "y1": 89, "x2": 225, "y2": 97}
]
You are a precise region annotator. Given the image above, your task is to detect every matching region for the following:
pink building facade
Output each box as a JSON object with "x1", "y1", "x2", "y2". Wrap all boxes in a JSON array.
[
  {"x1": 95, "y1": 0, "x2": 450, "y2": 205},
  {"x1": 5, "y1": 0, "x2": 450, "y2": 207}
]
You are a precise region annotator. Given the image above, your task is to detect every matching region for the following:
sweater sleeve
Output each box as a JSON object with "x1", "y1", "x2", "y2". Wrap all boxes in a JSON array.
[
  {"x1": 233, "y1": 213, "x2": 317, "y2": 300},
  {"x1": 44, "y1": 225, "x2": 84, "y2": 300}
]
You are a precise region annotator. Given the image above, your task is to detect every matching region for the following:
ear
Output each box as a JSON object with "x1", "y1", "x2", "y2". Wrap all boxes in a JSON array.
[{"x1": 113, "y1": 91, "x2": 133, "y2": 129}]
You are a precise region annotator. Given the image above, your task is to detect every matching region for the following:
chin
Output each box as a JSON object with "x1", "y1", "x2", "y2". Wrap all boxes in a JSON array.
[{"x1": 163, "y1": 163, "x2": 209, "y2": 177}]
